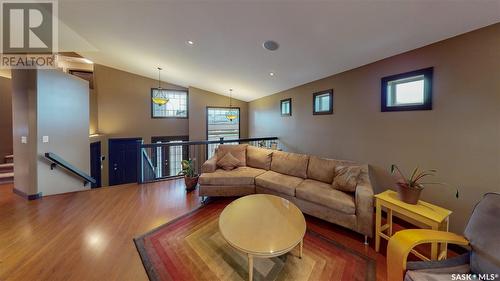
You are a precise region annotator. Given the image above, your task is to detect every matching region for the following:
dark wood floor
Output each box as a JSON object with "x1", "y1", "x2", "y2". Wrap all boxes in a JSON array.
[{"x1": 0, "y1": 181, "x2": 389, "y2": 281}]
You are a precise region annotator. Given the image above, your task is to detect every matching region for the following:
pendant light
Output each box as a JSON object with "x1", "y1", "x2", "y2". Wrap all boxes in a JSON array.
[
  {"x1": 151, "y1": 67, "x2": 169, "y2": 106},
  {"x1": 225, "y1": 89, "x2": 238, "y2": 121}
]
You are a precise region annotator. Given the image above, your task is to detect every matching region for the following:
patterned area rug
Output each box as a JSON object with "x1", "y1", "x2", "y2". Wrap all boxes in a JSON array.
[{"x1": 134, "y1": 200, "x2": 375, "y2": 281}]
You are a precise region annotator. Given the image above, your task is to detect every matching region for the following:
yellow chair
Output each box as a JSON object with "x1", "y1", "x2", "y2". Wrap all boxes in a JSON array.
[{"x1": 386, "y1": 193, "x2": 500, "y2": 281}]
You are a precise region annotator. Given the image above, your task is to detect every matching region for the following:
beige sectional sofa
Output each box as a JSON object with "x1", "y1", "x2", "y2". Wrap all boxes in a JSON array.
[{"x1": 199, "y1": 144, "x2": 374, "y2": 239}]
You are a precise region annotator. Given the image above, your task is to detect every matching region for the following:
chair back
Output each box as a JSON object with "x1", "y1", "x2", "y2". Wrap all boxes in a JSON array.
[{"x1": 464, "y1": 192, "x2": 500, "y2": 274}]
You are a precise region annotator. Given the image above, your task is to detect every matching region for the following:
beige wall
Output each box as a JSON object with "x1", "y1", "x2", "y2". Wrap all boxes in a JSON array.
[
  {"x1": 95, "y1": 64, "x2": 188, "y2": 141},
  {"x1": 36, "y1": 70, "x2": 90, "y2": 196},
  {"x1": 249, "y1": 23, "x2": 500, "y2": 233},
  {"x1": 11, "y1": 70, "x2": 38, "y2": 195},
  {"x1": 188, "y1": 86, "x2": 248, "y2": 141},
  {"x1": 57, "y1": 59, "x2": 97, "y2": 134},
  {"x1": 0, "y1": 77, "x2": 13, "y2": 160}
]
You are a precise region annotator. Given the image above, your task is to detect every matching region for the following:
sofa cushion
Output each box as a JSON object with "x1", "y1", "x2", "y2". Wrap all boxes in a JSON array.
[
  {"x1": 270, "y1": 151, "x2": 309, "y2": 178},
  {"x1": 307, "y1": 156, "x2": 336, "y2": 183},
  {"x1": 216, "y1": 152, "x2": 240, "y2": 170},
  {"x1": 199, "y1": 167, "x2": 266, "y2": 186},
  {"x1": 216, "y1": 144, "x2": 248, "y2": 167},
  {"x1": 255, "y1": 170, "x2": 303, "y2": 196},
  {"x1": 246, "y1": 146, "x2": 273, "y2": 170},
  {"x1": 296, "y1": 179, "x2": 356, "y2": 215},
  {"x1": 332, "y1": 165, "x2": 362, "y2": 193}
]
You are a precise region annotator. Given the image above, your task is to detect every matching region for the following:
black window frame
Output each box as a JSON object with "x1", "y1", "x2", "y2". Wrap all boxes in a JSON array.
[
  {"x1": 150, "y1": 89, "x2": 189, "y2": 119},
  {"x1": 280, "y1": 98, "x2": 292, "y2": 116},
  {"x1": 381, "y1": 67, "x2": 433, "y2": 112},
  {"x1": 313, "y1": 89, "x2": 333, "y2": 115}
]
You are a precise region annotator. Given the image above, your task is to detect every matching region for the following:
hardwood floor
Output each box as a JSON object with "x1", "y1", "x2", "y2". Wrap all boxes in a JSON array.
[{"x1": 0, "y1": 181, "x2": 389, "y2": 281}]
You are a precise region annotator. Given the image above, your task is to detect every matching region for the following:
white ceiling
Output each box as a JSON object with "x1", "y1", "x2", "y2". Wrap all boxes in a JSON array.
[{"x1": 58, "y1": 0, "x2": 500, "y2": 101}]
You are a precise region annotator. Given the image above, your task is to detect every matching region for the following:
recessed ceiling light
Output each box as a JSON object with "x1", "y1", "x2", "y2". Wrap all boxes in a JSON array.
[
  {"x1": 269, "y1": 72, "x2": 275, "y2": 76},
  {"x1": 263, "y1": 40, "x2": 279, "y2": 51},
  {"x1": 186, "y1": 40, "x2": 194, "y2": 45}
]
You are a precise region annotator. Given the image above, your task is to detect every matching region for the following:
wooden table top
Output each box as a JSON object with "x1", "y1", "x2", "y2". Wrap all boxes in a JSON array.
[
  {"x1": 375, "y1": 190, "x2": 452, "y2": 223},
  {"x1": 219, "y1": 194, "x2": 306, "y2": 257}
]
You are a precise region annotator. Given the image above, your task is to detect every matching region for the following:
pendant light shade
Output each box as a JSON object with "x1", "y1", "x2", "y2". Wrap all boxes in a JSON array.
[
  {"x1": 226, "y1": 89, "x2": 238, "y2": 121},
  {"x1": 152, "y1": 67, "x2": 169, "y2": 106}
]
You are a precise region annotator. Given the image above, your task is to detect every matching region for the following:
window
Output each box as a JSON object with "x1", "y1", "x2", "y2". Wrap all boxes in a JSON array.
[
  {"x1": 206, "y1": 107, "x2": 240, "y2": 158},
  {"x1": 313, "y1": 89, "x2": 333, "y2": 115},
  {"x1": 151, "y1": 89, "x2": 188, "y2": 118},
  {"x1": 381, "y1": 67, "x2": 433, "y2": 112},
  {"x1": 280, "y1": 98, "x2": 292, "y2": 116}
]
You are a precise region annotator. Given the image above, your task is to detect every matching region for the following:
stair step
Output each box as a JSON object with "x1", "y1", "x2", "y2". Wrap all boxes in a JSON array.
[
  {"x1": 0, "y1": 172, "x2": 13, "y2": 178},
  {"x1": 0, "y1": 172, "x2": 13, "y2": 184},
  {"x1": 0, "y1": 163, "x2": 14, "y2": 169},
  {"x1": 4, "y1": 155, "x2": 13, "y2": 164}
]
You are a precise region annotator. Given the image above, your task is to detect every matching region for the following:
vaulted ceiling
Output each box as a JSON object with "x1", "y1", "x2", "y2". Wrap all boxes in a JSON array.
[{"x1": 58, "y1": 0, "x2": 500, "y2": 101}]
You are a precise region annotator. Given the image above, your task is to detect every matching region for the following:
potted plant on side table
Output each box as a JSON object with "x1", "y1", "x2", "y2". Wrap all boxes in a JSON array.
[
  {"x1": 390, "y1": 164, "x2": 459, "y2": 204},
  {"x1": 179, "y1": 159, "x2": 199, "y2": 192}
]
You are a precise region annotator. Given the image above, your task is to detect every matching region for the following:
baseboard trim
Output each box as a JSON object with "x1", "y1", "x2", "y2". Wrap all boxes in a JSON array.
[{"x1": 13, "y1": 188, "x2": 42, "y2": 200}]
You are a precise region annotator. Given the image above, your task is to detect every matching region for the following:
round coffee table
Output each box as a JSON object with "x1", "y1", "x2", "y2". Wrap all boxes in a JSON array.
[{"x1": 219, "y1": 194, "x2": 306, "y2": 281}]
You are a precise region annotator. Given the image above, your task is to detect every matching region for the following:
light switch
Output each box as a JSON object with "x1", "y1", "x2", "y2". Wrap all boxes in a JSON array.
[
  {"x1": 21, "y1": 136, "x2": 27, "y2": 144},
  {"x1": 42, "y1": 136, "x2": 49, "y2": 143}
]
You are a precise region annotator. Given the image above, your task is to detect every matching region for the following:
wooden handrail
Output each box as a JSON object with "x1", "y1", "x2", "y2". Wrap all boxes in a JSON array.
[{"x1": 44, "y1": 152, "x2": 96, "y2": 186}]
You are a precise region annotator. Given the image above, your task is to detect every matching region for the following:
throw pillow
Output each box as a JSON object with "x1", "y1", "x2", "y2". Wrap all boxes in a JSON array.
[
  {"x1": 216, "y1": 152, "x2": 240, "y2": 170},
  {"x1": 216, "y1": 144, "x2": 248, "y2": 167},
  {"x1": 332, "y1": 165, "x2": 361, "y2": 192}
]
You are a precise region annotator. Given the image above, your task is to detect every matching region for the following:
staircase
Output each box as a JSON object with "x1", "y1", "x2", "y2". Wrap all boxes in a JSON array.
[{"x1": 0, "y1": 155, "x2": 13, "y2": 184}]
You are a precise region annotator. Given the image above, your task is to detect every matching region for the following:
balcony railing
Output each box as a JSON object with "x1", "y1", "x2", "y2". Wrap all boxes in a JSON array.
[{"x1": 137, "y1": 137, "x2": 279, "y2": 184}]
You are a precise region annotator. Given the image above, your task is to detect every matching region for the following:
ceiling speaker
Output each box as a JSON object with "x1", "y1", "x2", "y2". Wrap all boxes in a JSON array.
[{"x1": 263, "y1": 40, "x2": 279, "y2": 51}]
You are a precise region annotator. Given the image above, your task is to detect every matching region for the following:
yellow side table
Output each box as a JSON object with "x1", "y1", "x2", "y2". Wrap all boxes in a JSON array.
[{"x1": 374, "y1": 190, "x2": 452, "y2": 261}]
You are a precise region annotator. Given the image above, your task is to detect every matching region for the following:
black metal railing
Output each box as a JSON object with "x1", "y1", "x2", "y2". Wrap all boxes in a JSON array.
[
  {"x1": 45, "y1": 152, "x2": 97, "y2": 186},
  {"x1": 137, "y1": 137, "x2": 279, "y2": 184}
]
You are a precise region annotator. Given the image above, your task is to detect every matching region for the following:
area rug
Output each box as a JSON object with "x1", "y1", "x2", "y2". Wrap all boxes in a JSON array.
[{"x1": 134, "y1": 200, "x2": 375, "y2": 281}]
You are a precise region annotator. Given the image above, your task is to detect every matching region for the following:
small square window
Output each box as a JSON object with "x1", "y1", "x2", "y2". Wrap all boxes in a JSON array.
[
  {"x1": 280, "y1": 98, "x2": 292, "y2": 116},
  {"x1": 381, "y1": 67, "x2": 433, "y2": 112},
  {"x1": 313, "y1": 89, "x2": 333, "y2": 115}
]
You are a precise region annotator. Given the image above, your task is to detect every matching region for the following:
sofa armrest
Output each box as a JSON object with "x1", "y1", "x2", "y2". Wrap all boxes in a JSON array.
[
  {"x1": 355, "y1": 180, "x2": 374, "y2": 238},
  {"x1": 201, "y1": 156, "x2": 217, "y2": 173}
]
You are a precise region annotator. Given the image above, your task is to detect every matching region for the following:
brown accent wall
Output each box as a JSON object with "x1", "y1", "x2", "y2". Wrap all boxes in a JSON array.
[
  {"x1": 188, "y1": 86, "x2": 248, "y2": 141},
  {"x1": 0, "y1": 77, "x2": 13, "y2": 161},
  {"x1": 188, "y1": 87, "x2": 249, "y2": 171},
  {"x1": 93, "y1": 65, "x2": 190, "y2": 186},
  {"x1": 249, "y1": 23, "x2": 500, "y2": 233},
  {"x1": 94, "y1": 64, "x2": 188, "y2": 140},
  {"x1": 11, "y1": 70, "x2": 37, "y2": 195}
]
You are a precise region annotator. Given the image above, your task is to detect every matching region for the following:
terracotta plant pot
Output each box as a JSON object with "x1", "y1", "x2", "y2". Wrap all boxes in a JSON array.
[
  {"x1": 396, "y1": 182, "x2": 422, "y2": 205},
  {"x1": 184, "y1": 175, "x2": 199, "y2": 192}
]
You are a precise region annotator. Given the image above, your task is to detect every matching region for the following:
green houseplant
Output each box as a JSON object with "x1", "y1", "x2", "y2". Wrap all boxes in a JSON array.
[
  {"x1": 178, "y1": 159, "x2": 199, "y2": 191},
  {"x1": 390, "y1": 164, "x2": 459, "y2": 204}
]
